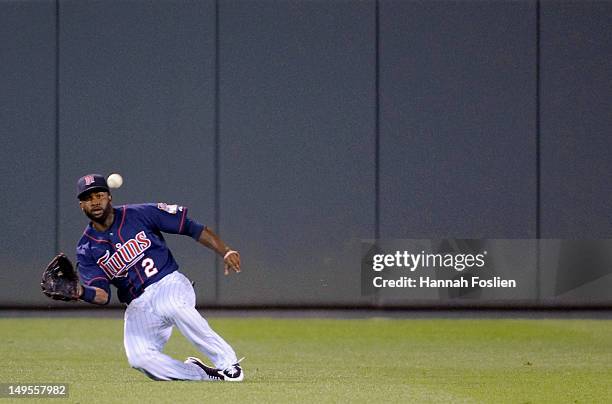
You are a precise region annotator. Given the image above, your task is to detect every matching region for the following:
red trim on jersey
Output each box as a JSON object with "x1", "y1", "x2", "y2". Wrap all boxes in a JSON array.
[
  {"x1": 179, "y1": 208, "x2": 187, "y2": 233},
  {"x1": 128, "y1": 285, "x2": 136, "y2": 299},
  {"x1": 117, "y1": 206, "x2": 127, "y2": 243},
  {"x1": 86, "y1": 276, "x2": 109, "y2": 286},
  {"x1": 83, "y1": 232, "x2": 113, "y2": 247},
  {"x1": 135, "y1": 265, "x2": 145, "y2": 283}
]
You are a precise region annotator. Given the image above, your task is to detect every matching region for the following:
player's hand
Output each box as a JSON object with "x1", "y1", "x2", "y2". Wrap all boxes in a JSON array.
[
  {"x1": 75, "y1": 284, "x2": 83, "y2": 300},
  {"x1": 223, "y1": 250, "x2": 241, "y2": 276}
]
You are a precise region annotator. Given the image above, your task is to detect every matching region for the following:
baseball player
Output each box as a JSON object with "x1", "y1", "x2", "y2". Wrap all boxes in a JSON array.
[{"x1": 73, "y1": 173, "x2": 243, "y2": 381}]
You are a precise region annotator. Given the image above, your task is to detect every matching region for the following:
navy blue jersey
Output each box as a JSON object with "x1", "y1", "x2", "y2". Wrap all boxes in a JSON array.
[{"x1": 76, "y1": 203, "x2": 205, "y2": 304}]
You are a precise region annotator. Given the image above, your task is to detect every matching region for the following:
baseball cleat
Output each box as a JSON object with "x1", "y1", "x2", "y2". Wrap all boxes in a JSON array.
[
  {"x1": 222, "y1": 357, "x2": 245, "y2": 382},
  {"x1": 184, "y1": 357, "x2": 224, "y2": 381}
]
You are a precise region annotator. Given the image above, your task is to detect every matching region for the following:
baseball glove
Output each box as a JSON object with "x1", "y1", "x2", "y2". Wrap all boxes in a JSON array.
[{"x1": 41, "y1": 253, "x2": 80, "y2": 301}]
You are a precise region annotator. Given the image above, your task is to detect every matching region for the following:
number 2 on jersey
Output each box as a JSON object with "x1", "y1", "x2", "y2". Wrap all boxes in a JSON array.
[{"x1": 142, "y1": 258, "x2": 158, "y2": 277}]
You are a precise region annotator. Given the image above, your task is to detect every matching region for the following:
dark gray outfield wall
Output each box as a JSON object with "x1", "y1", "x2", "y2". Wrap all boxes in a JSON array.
[{"x1": 1, "y1": 0, "x2": 611, "y2": 307}]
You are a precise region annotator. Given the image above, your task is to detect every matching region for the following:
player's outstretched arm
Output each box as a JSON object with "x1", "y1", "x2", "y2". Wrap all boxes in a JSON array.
[
  {"x1": 198, "y1": 227, "x2": 241, "y2": 276},
  {"x1": 76, "y1": 284, "x2": 110, "y2": 305}
]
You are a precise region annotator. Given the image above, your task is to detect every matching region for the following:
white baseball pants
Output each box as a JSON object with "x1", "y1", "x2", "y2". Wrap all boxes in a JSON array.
[{"x1": 123, "y1": 271, "x2": 238, "y2": 380}]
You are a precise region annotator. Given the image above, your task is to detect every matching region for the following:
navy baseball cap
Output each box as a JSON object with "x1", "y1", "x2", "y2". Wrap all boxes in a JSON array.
[{"x1": 77, "y1": 174, "x2": 110, "y2": 199}]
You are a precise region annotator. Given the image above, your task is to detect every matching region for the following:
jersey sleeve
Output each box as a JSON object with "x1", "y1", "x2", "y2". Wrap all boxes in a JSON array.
[
  {"x1": 76, "y1": 244, "x2": 112, "y2": 297},
  {"x1": 137, "y1": 203, "x2": 205, "y2": 240}
]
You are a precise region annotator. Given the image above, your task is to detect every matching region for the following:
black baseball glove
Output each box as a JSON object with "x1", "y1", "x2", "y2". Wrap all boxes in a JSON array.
[{"x1": 41, "y1": 253, "x2": 80, "y2": 301}]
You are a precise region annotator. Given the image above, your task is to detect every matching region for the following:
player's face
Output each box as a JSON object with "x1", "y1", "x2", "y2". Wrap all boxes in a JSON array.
[{"x1": 79, "y1": 191, "x2": 112, "y2": 224}]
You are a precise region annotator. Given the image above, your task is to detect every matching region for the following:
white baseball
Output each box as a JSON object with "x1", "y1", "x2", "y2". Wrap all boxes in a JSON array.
[{"x1": 107, "y1": 173, "x2": 123, "y2": 189}]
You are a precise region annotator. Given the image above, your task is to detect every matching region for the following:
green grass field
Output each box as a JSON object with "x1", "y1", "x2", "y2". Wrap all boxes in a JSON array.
[{"x1": 2, "y1": 316, "x2": 612, "y2": 403}]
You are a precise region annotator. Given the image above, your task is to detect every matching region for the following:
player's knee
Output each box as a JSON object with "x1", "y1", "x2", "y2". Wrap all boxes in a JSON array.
[
  {"x1": 126, "y1": 352, "x2": 172, "y2": 381},
  {"x1": 127, "y1": 351, "x2": 155, "y2": 372}
]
